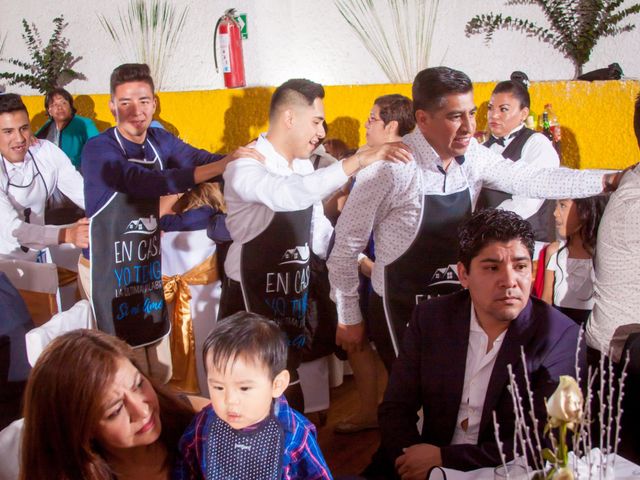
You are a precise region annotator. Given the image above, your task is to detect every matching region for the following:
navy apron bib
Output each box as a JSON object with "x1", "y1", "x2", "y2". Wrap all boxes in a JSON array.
[
  {"x1": 206, "y1": 414, "x2": 284, "y2": 480},
  {"x1": 383, "y1": 181, "x2": 471, "y2": 355},
  {"x1": 478, "y1": 128, "x2": 555, "y2": 241},
  {"x1": 240, "y1": 207, "x2": 313, "y2": 352},
  {"x1": 89, "y1": 131, "x2": 169, "y2": 347}
]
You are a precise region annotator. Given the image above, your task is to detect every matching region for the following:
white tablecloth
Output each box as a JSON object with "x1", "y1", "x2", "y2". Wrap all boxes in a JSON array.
[{"x1": 441, "y1": 454, "x2": 640, "y2": 480}]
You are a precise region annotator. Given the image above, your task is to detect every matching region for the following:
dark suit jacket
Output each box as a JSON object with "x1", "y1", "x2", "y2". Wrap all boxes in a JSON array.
[{"x1": 378, "y1": 290, "x2": 584, "y2": 472}]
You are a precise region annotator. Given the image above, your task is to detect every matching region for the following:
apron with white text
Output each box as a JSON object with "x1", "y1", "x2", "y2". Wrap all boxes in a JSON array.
[
  {"x1": 89, "y1": 132, "x2": 169, "y2": 347},
  {"x1": 383, "y1": 163, "x2": 472, "y2": 355},
  {"x1": 240, "y1": 208, "x2": 313, "y2": 354}
]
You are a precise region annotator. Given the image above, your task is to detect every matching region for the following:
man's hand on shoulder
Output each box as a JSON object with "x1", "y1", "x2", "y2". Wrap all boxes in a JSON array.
[
  {"x1": 336, "y1": 321, "x2": 365, "y2": 353},
  {"x1": 357, "y1": 141, "x2": 413, "y2": 169},
  {"x1": 224, "y1": 142, "x2": 265, "y2": 165},
  {"x1": 602, "y1": 162, "x2": 638, "y2": 192},
  {"x1": 60, "y1": 218, "x2": 90, "y2": 248},
  {"x1": 395, "y1": 443, "x2": 442, "y2": 480}
]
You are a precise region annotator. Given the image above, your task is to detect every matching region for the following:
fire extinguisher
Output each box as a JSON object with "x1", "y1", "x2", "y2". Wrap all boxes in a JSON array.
[{"x1": 213, "y1": 8, "x2": 246, "y2": 88}]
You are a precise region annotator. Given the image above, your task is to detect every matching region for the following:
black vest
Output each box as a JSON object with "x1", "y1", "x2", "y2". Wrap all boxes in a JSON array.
[{"x1": 477, "y1": 128, "x2": 555, "y2": 242}]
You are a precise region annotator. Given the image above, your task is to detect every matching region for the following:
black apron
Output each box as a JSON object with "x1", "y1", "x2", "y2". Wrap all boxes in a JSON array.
[
  {"x1": 383, "y1": 160, "x2": 472, "y2": 355},
  {"x1": 206, "y1": 413, "x2": 284, "y2": 479},
  {"x1": 477, "y1": 128, "x2": 555, "y2": 242},
  {"x1": 240, "y1": 208, "x2": 313, "y2": 353},
  {"x1": 89, "y1": 131, "x2": 169, "y2": 347}
]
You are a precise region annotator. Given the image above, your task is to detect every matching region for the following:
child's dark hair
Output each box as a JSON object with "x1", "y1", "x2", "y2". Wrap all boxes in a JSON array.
[
  {"x1": 557, "y1": 195, "x2": 609, "y2": 260},
  {"x1": 202, "y1": 312, "x2": 288, "y2": 379}
]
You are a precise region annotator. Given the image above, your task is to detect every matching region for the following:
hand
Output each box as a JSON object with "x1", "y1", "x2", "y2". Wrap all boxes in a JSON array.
[
  {"x1": 356, "y1": 141, "x2": 413, "y2": 169},
  {"x1": 62, "y1": 217, "x2": 90, "y2": 248},
  {"x1": 603, "y1": 163, "x2": 637, "y2": 192},
  {"x1": 395, "y1": 443, "x2": 442, "y2": 480},
  {"x1": 224, "y1": 143, "x2": 265, "y2": 164},
  {"x1": 336, "y1": 322, "x2": 365, "y2": 353},
  {"x1": 358, "y1": 256, "x2": 374, "y2": 278}
]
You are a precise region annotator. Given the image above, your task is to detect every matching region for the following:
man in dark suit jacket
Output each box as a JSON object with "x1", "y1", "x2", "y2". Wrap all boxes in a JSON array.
[{"x1": 369, "y1": 209, "x2": 584, "y2": 480}]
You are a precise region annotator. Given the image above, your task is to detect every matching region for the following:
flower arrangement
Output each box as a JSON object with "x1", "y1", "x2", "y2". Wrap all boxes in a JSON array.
[{"x1": 493, "y1": 334, "x2": 629, "y2": 479}]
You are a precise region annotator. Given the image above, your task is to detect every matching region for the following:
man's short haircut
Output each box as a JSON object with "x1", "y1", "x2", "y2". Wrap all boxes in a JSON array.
[
  {"x1": 110, "y1": 63, "x2": 155, "y2": 96},
  {"x1": 458, "y1": 209, "x2": 535, "y2": 271},
  {"x1": 374, "y1": 94, "x2": 416, "y2": 136},
  {"x1": 412, "y1": 67, "x2": 473, "y2": 113},
  {"x1": 634, "y1": 93, "x2": 640, "y2": 147},
  {"x1": 269, "y1": 78, "x2": 324, "y2": 119},
  {"x1": 0, "y1": 93, "x2": 28, "y2": 116},
  {"x1": 202, "y1": 311, "x2": 288, "y2": 379},
  {"x1": 44, "y1": 87, "x2": 77, "y2": 115}
]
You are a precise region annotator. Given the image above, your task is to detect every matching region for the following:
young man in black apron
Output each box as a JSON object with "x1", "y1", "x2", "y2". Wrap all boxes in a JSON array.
[
  {"x1": 328, "y1": 66, "x2": 626, "y2": 373},
  {"x1": 79, "y1": 64, "x2": 262, "y2": 383},
  {"x1": 219, "y1": 78, "x2": 412, "y2": 411}
]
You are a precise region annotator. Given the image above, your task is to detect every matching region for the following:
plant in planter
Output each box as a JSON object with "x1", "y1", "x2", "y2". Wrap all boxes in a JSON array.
[
  {"x1": 98, "y1": 0, "x2": 189, "y2": 92},
  {"x1": 0, "y1": 16, "x2": 85, "y2": 93},
  {"x1": 465, "y1": 0, "x2": 640, "y2": 78}
]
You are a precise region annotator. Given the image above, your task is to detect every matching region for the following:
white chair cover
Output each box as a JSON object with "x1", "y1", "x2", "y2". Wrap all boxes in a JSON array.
[
  {"x1": 299, "y1": 355, "x2": 331, "y2": 413},
  {"x1": 25, "y1": 299, "x2": 94, "y2": 367},
  {"x1": 0, "y1": 418, "x2": 23, "y2": 480},
  {"x1": 46, "y1": 244, "x2": 82, "y2": 311},
  {"x1": 161, "y1": 230, "x2": 221, "y2": 395}
]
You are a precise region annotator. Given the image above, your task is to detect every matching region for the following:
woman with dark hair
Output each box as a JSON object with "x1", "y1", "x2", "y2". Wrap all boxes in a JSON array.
[
  {"x1": 35, "y1": 87, "x2": 100, "y2": 170},
  {"x1": 542, "y1": 195, "x2": 609, "y2": 325},
  {"x1": 478, "y1": 71, "x2": 560, "y2": 257},
  {"x1": 20, "y1": 329, "x2": 207, "y2": 480}
]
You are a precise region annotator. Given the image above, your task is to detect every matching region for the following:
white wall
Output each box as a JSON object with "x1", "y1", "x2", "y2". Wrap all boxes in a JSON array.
[{"x1": 2, "y1": 0, "x2": 639, "y2": 95}]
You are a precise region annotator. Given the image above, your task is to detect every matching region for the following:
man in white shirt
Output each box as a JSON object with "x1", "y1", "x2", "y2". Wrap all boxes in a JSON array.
[
  {"x1": 220, "y1": 78, "x2": 411, "y2": 411},
  {"x1": 365, "y1": 209, "x2": 582, "y2": 478},
  {"x1": 328, "y1": 67, "x2": 623, "y2": 372},
  {"x1": 586, "y1": 94, "x2": 640, "y2": 365},
  {"x1": 0, "y1": 94, "x2": 87, "y2": 261}
]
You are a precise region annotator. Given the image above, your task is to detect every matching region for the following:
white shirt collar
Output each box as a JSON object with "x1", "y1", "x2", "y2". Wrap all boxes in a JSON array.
[{"x1": 469, "y1": 303, "x2": 507, "y2": 348}]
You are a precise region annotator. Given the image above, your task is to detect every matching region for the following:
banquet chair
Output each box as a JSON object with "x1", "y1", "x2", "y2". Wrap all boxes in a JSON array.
[
  {"x1": 162, "y1": 229, "x2": 221, "y2": 395},
  {"x1": 25, "y1": 299, "x2": 94, "y2": 367},
  {"x1": 0, "y1": 418, "x2": 23, "y2": 480},
  {"x1": 0, "y1": 259, "x2": 58, "y2": 327}
]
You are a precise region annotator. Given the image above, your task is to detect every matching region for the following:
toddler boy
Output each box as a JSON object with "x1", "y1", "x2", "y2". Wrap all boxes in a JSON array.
[{"x1": 174, "y1": 311, "x2": 332, "y2": 479}]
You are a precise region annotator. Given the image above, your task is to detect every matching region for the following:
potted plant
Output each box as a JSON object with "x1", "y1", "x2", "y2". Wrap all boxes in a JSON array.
[{"x1": 0, "y1": 15, "x2": 85, "y2": 94}]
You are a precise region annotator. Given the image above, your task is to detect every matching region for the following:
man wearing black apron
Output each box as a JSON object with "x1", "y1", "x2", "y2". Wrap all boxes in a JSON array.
[
  {"x1": 328, "y1": 66, "x2": 624, "y2": 372},
  {"x1": 80, "y1": 64, "x2": 262, "y2": 382},
  {"x1": 219, "y1": 78, "x2": 411, "y2": 411}
]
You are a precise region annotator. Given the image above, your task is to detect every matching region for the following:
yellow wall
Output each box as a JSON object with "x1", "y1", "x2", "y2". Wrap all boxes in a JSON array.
[{"x1": 23, "y1": 80, "x2": 639, "y2": 170}]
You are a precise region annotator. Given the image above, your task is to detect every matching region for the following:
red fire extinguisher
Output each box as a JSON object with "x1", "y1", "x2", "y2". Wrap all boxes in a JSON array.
[{"x1": 213, "y1": 8, "x2": 246, "y2": 88}]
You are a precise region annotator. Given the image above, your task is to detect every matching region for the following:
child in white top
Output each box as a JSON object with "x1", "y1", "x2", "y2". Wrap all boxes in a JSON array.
[{"x1": 542, "y1": 196, "x2": 608, "y2": 325}]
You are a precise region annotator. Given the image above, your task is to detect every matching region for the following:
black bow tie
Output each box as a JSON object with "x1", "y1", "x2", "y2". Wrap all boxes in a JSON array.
[
  {"x1": 495, "y1": 137, "x2": 506, "y2": 146},
  {"x1": 494, "y1": 130, "x2": 520, "y2": 147}
]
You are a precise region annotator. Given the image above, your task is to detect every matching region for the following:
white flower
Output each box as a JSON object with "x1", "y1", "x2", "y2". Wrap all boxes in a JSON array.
[{"x1": 546, "y1": 376, "x2": 583, "y2": 429}]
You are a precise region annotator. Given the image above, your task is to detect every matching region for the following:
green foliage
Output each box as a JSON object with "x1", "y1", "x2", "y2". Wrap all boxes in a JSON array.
[
  {"x1": 465, "y1": 0, "x2": 640, "y2": 78},
  {"x1": 0, "y1": 15, "x2": 85, "y2": 94},
  {"x1": 98, "y1": 0, "x2": 189, "y2": 92}
]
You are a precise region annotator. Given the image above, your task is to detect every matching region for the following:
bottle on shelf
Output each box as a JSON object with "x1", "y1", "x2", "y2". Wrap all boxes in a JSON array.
[{"x1": 539, "y1": 103, "x2": 561, "y2": 159}]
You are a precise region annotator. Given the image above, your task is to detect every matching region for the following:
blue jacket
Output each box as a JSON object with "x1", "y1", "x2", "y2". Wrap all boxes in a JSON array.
[
  {"x1": 378, "y1": 290, "x2": 584, "y2": 472},
  {"x1": 35, "y1": 115, "x2": 100, "y2": 170}
]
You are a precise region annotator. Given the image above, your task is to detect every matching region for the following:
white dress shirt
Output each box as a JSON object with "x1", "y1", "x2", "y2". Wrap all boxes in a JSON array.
[
  {"x1": 0, "y1": 140, "x2": 84, "y2": 260},
  {"x1": 328, "y1": 130, "x2": 605, "y2": 326},
  {"x1": 586, "y1": 165, "x2": 640, "y2": 362},
  {"x1": 451, "y1": 306, "x2": 506, "y2": 445},
  {"x1": 223, "y1": 134, "x2": 348, "y2": 282}
]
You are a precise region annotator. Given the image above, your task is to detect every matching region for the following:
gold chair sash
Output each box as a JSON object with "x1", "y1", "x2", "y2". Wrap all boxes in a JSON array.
[
  {"x1": 19, "y1": 290, "x2": 58, "y2": 327},
  {"x1": 57, "y1": 265, "x2": 78, "y2": 287},
  {"x1": 163, "y1": 253, "x2": 219, "y2": 393}
]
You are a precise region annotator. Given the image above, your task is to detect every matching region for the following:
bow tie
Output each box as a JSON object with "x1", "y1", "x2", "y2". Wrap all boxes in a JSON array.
[{"x1": 493, "y1": 131, "x2": 519, "y2": 147}]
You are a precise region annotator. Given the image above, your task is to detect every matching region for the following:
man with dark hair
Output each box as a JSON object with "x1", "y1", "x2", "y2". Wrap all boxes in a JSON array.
[
  {"x1": 220, "y1": 78, "x2": 411, "y2": 410},
  {"x1": 80, "y1": 63, "x2": 261, "y2": 382},
  {"x1": 0, "y1": 93, "x2": 87, "y2": 260},
  {"x1": 35, "y1": 87, "x2": 99, "y2": 170},
  {"x1": 328, "y1": 66, "x2": 624, "y2": 373},
  {"x1": 366, "y1": 208, "x2": 583, "y2": 478}
]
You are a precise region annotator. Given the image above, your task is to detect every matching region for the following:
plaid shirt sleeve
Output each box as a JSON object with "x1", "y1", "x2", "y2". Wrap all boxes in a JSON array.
[
  {"x1": 173, "y1": 407, "x2": 212, "y2": 480},
  {"x1": 280, "y1": 400, "x2": 333, "y2": 480}
]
